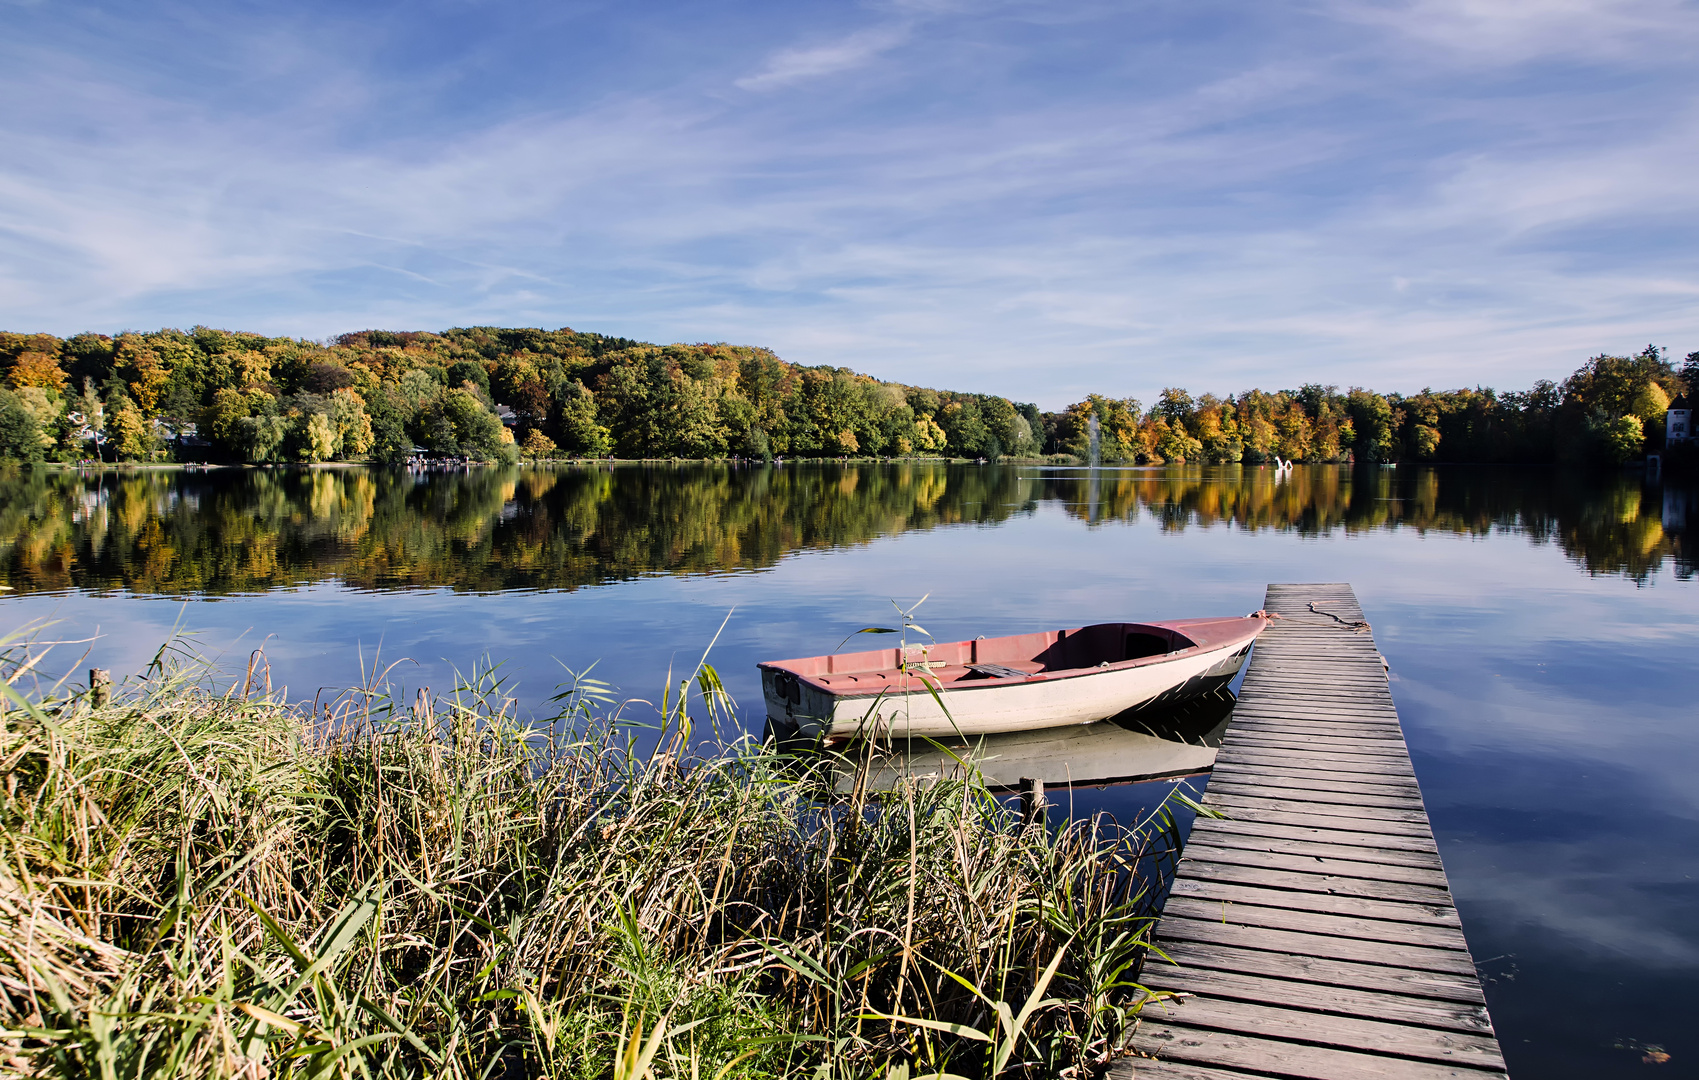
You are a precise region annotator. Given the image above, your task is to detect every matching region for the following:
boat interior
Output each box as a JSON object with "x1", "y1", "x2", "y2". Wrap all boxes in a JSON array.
[{"x1": 768, "y1": 622, "x2": 1201, "y2": 692}]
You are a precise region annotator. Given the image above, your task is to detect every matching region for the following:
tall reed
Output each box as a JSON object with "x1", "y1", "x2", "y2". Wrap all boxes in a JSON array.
[{"x1": 0, "y1": 631, "x2": 1181, "y2": 1079}]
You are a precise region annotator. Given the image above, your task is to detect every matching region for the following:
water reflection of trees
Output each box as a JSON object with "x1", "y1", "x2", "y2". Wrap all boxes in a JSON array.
[
  {"x1": 0, "y1": 463, "x2": 1042, "y2": 595},
  {"x1": 1048, "y1": 465, "x2": 1694, "y2": 584},
  {"x1": 0, "y1": 463, "x2": 1688, "y2": 595}
]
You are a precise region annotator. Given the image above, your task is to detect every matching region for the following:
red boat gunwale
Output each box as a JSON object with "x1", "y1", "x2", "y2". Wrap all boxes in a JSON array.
[{"x1": 759, "y1": 616, "x2": 1264, "y2": 700}]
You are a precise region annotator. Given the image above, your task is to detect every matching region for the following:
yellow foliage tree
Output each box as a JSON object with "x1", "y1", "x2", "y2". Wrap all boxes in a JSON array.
[
  {"x1": 912, "y1": 414, "x2": 947, "y2": 452},
  {"x1": 330, "y1": 389, "x2": 373, "y2": 457},
  {"x1": 522, "y1": 429, "x2": 557, "y2": 458},
  {"x1": 1632, "y1": 382, "x2": 1670, "y2": 425},
  {"x1": 14, "y1": 387, "x2": 58, "y2": 449},
  {"x1": 116, "y1": 336, "x2": 168, "y2": 415},
  {"x1": 299, "y1": 412, "x2": 337, "y2": 463},
  {"x1": 109, "y1": 401, "x2": 151, "y2": 460},
  {"x1": 8, "y1": 351, "x2": 67, "y2": 395}
]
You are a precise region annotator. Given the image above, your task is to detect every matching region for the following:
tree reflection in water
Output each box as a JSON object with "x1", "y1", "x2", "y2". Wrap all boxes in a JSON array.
[{"x1": 0, "y1": 462, "x2": 1691, "y2": 595}]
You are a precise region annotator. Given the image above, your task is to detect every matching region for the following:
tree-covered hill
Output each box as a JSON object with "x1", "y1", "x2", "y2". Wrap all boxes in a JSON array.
[
  {"x1": 0, "y1": 325, "x2": 1691, "y2": 467},
  {"x1": 0, "y1": 326, "x2": 1040, "y2": 465}
]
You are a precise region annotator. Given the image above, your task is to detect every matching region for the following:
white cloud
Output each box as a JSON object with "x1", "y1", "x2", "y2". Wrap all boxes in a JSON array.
[
  {"x1": 735, "y1": 24, "x2": 911, "y2": 90},
  {"x1": 1329, "y1": 0, "x2": 1699, "y2": 64}
]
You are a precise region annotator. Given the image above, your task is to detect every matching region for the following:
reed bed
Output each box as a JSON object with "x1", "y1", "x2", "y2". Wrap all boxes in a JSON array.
[{"x1": 0, "y1": 632, "x2": 1182, "y2": 1079}]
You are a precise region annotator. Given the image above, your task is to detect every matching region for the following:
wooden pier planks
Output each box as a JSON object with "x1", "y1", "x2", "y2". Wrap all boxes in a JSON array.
[{"x1": 1116, "y1": 584, "x2": 1505, "y2": 1080}]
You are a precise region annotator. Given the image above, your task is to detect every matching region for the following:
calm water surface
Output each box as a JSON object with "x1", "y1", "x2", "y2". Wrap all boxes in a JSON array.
[{"x1": 2, "y1": 461, "x2": 1695, "y2": 1078}]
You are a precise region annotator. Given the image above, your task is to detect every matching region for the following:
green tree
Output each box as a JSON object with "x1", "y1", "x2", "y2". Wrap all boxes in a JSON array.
[
  {"x1": 596, "y1": 356, "x2": 658, "y2": 456},
  {"x1": 291, "y1": 412, "x2": 337, "y2": 462},
  {"x1": 238, "y1": 406, "x2": 287, "y2": 463},
  {"x1": 1157, "y1": 388, "x2": 1194, "y2": 425},
  {"x1": 1562, "y1": 348, "x2": 1675, "y2": 424},
  {"x1": 330, "y1": 389, "x2": 374, "y2": 458},
  {"x1": 1346, "y1": 389, "x2": 1397, "y2": 462},
  {"x1": 556, "y1": 380, "x2": 611, "y2": 456},
  {"x1": 1154, "y1": 419, "x2": 1203, "y2": 463},
  {"x1": 938, "y1": 398, "x2": 988, "y2": 457},
  {"x1": 447, "y1": 359, "x2": 492, "y2": 405},
  {"x1": 11, "y1": 388, "x2": 60, "y2": 455},
  {"x1": 1599, "y1": 415, "x2": 1645, "y2": 464},
  {"x1": 203, "y1": 387, "x2": 252, "y2": 458},
  {"x1": 0, "y1": 390, "x2": 44, "y2": 463},
  {"x1": 366, "y1": 388, "x2": 411, "y2": 463},
  {"x1": 442, "y1": 387, "x2": 514, "y2": 462}
]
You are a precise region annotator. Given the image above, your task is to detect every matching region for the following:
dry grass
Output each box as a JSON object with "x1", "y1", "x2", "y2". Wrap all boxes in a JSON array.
[{"x1": 0, "y1": 630, "x2": 1181, "y2": 1079}]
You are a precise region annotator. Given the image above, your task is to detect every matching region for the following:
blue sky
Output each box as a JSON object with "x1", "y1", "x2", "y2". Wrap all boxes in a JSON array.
[{"x1": 2, "y1": 0, "x2": 1696, "y2": 408}]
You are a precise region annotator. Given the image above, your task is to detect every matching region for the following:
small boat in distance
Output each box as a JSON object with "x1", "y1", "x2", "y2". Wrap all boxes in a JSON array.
[{"x1": 760, "y1": 614, "x2": 1268, "y2": 741}]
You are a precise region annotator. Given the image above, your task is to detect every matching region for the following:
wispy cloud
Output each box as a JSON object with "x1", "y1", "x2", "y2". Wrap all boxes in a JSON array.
[
  {"x1": 735, "y1": 24, "x2": 911, "y2": 90},
  {"x1": 1329, "y1": 0, "x2": 1699, "y2": 64}
]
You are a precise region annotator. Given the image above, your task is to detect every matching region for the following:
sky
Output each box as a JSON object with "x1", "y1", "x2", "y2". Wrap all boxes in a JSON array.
[{"x1": 2, "y1": 0, "x2": 1697, "y2": 408}]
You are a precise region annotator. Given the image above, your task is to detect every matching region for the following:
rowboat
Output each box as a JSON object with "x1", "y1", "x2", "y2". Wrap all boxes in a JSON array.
[{"x1": 759, "y1": 614, "x2": 1268, "y2": 741}]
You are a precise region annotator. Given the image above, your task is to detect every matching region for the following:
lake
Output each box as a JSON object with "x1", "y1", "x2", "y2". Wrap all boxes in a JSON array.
[{"x1": 2, "y1": 460, "x2": 1694, "y2": 1078}]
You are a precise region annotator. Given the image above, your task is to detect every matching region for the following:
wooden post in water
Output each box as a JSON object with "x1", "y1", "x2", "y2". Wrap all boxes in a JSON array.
[
  {"x1": 1018, "y1": 776, "x2": 1045, "y2": 825},
  {"x1": 89, "y1": 668, "x2": 111, "y2": 708}
]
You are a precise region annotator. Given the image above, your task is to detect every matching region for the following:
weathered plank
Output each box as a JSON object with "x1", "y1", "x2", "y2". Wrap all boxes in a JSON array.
[
  {"x1": 1160, "y1": 897, "x2": 1469, "y2": 949},
  {"x1": 1134, "y1": 1023, "x2": 1504, "y2": 1080},
  {"x1": 1117, "y1": 585, "x2": 1503, "y2": 1079},
  {"x1": 1228, "y1": 706, "x2": 1405, "y2": 723},
  {"x1": 1137, "y1": 966, "x2": 1494, "y2": 1034},
  {"x1": 1213, "y1": 761, "x2": 1421, "y2": 787},
  {"x1": 1205, "y1": 778, "x2": 1428, "y2": 810},
  {"x1": 1172, "y1": 859, "x2": 1456, "y2": 905},
  {"x1": 1222, "y1": 727, "x2": 1413, "y2": 748},
  {"x1": 1134, "y1": 996, "x2": 1505, "y2": 1070},
  {"x1": 1179, "y1": 842, "x2": 1452, "y2": 886},
  {"x1": 1225, "y1": 742, "x2": 1411, "y2": 761},
  {"x1": 1200, "y1": 792, "x2": 1434, "y2": 830},
  {"x1": 1221, "y1": 730, "x2": 1411, "y2": 749},
  {"x1": 1151, "y1": 940, "x2": 1488, "y2": 1004},
  {"x1": 1219, "y1": 748, "x2": 1416, "y2": 771},
  {"x1": 1210, "y1": 767, "x2": 1420, "y2": 794},
  {"x1": 1223, "y1": 726, "x2": 1406, "y2": 743},
  {"x1": 1115, "y1": 1061, "x2": 1270, "y2": 1080},
  {"x1": 1194, "y1": 817, "x2": 1442, "y2": 855},
  {"x1": 1154, "y1": 917, "x2": 1477, "y2": 974},
  {"x1": 1185, "y1": 831, "x2": 1446, "y2": 871},
  {"x1": 1238, "y1": 688, "x2": 1398, "y2": 705},
  {"x1": 1166, "y1": 876, "x2": 1463, "y2": 925}
]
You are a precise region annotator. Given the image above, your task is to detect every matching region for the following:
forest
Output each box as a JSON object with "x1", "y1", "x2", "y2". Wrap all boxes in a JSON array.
[{"x1": 0, "y1": 325, "x2": 1692, "y2": 467}]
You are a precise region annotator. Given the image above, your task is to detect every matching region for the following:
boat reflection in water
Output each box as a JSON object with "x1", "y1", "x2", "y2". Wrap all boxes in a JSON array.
[{"x1": 768, "y1": 687, "x2": 1237, "y2": 794}]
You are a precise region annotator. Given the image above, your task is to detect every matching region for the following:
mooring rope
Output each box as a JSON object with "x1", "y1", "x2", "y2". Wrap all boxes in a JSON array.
[{"x1": 1308, "y1": 601, "x2": 1371, "y2": 633}]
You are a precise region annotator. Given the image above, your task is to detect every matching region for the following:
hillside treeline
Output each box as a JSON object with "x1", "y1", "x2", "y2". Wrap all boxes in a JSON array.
[
  {"x1": 0, "y1": 326, "x2": 1041, "y2": 465},
  {"x1": 0, "y1": 326, "x2": 1692, "y2": 466},
  {"x1": 1047, "y1": 345, "x2": 1693, "y2": 467}
]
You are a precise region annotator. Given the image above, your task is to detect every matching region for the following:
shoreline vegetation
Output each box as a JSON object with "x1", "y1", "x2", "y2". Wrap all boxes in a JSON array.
[
  {"x1": 1, "y1": 327, "x2": 1695, "y2": 472},
  {"x1": 0, "y1": 631, "x2": 1186, "y2": 1079}
]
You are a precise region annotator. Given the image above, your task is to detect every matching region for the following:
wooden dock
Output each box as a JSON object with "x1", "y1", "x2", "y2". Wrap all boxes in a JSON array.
[{"x1": 1117, "y1": 584, "x2": 1506, "y2": 1080}]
